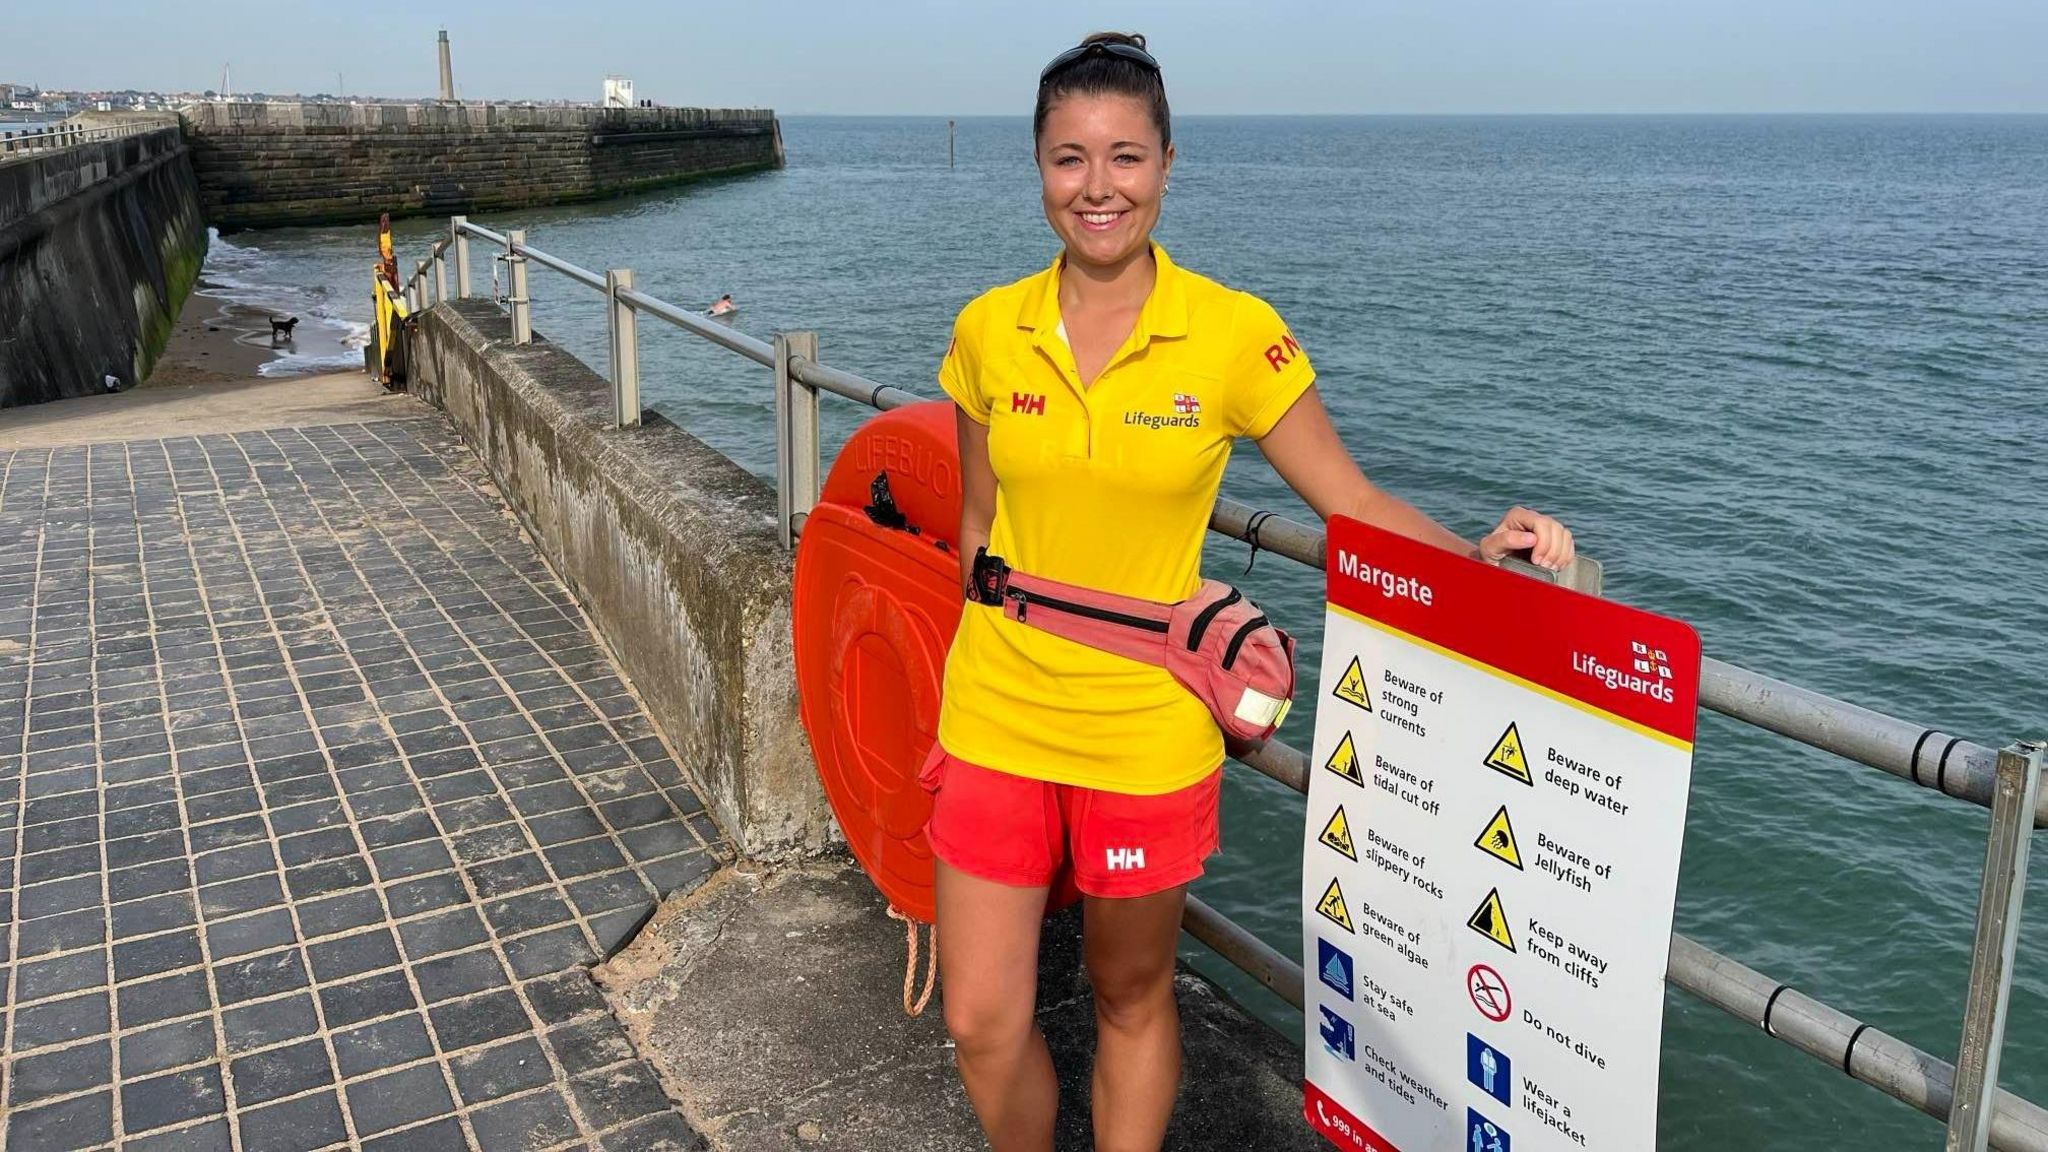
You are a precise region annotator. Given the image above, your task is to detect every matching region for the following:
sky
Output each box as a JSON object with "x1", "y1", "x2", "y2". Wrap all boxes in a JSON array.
[{"x1": 4, "y1": 0, "x2": 2046, "y2": 114}]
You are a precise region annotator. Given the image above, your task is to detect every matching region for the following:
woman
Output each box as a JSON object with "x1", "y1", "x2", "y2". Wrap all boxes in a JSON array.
[{"x1": 928, "y1": 32, "x2": 1574, "y2": 1152}]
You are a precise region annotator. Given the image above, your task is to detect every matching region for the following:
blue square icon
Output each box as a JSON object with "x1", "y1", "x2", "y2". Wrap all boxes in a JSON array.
[
  {"x1": 1317, "y1": 939, "x2": 1355, "y2": 1000},
  {"x1": 1467, "y1": 1033, "x2": 1511, "y2": 1106},
  {"x1": 1467, "y1": 1107, "x2": 1510, "y2": 1152},
  {"x1": 1318, "y1": 1005, "x2": 1355, "y2": 1061}
]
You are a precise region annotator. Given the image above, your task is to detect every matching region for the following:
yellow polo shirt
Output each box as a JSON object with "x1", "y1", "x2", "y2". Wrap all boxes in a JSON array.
[{"x1": 936, "y1": 245, "x2": 1315, "y2": 795}]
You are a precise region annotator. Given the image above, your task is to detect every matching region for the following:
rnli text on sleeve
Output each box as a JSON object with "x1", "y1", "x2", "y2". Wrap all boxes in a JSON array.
[{"x1": 1336, "y1": 551, "x2": 1434, "y2": 606}]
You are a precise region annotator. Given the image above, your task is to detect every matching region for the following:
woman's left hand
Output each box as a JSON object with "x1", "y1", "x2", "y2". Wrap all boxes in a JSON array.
[{"x1": 1478, "y1": 506, "x2": 1575, "y2": 570}]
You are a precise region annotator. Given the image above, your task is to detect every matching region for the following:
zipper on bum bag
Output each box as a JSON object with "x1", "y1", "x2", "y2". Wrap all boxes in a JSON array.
[
  {"x1": 1222, "y1": 614, "x2": 1270, "y2": 671},
  {"x1": 1184, "y1": 588, "x2": 1243, "y2": 651},
  {"x1": 1006, "y1": 587, "x2": 1169, "y2": 633}
]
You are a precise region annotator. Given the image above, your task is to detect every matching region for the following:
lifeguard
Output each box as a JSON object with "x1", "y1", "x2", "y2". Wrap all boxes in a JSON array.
[{"x1": 924, "y1": 31, "x2": 1576, "y2": 1152}]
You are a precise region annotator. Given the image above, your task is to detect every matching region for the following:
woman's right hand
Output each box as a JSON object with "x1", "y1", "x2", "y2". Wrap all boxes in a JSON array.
[{"x1": 1477, "y1": 506, "x2": 1575, "y2": 571}]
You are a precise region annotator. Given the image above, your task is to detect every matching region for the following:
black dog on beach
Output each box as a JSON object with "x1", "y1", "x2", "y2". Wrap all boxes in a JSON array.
[{"x1": 269, "y1": 315, "x2": 299, "y2": 341}]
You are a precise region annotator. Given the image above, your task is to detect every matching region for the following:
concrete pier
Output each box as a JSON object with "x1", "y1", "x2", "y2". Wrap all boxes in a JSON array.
[{"x1": 1, "y1": 380, "x2": 724, "y2": 1148}]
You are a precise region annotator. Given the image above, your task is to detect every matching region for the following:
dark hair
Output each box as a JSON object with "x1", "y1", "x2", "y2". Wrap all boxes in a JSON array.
[{"x1": 1033, "y1": 31, "x2": 1171, "y2": 149}]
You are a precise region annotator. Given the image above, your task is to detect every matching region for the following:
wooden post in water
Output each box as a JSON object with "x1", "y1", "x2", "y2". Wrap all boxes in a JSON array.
[{"x1": 948, "y1": 119, "x2": 955, "y2": 169}]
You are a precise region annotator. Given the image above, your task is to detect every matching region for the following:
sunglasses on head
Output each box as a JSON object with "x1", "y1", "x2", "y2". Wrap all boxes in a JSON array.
[{"x1": 1038, "y1": 41, "x2": 1161, "y2": 84}]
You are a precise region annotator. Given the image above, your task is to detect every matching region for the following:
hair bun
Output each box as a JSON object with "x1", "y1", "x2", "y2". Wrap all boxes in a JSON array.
[{"x1": 1080, "y1": 30, "x2": 1147, "y2": 51}]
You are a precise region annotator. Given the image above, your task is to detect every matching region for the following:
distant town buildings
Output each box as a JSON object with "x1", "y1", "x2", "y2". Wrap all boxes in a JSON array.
[
  {"x1": 3, "y1": 83, "x2": 189, "y2": 117},
  {"x1": 3, "y1": 74, "x2": 670, "y2": 121}
]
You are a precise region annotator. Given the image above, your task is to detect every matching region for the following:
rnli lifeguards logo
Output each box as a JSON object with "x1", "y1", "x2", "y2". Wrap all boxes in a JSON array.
[{"x1": 1124, "y1": 392, "x2": 1202, "y2": 430}]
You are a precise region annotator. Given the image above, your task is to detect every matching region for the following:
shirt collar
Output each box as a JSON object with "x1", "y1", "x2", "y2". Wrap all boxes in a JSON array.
[{"x1": 1016, "y1": 242, "x2": 1190, "y2": 344}]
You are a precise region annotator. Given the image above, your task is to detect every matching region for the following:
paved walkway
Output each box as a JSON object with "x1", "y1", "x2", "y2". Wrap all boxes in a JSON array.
[{"x1": 1, "y1": 416, "x2": 727, "y2": 1150}]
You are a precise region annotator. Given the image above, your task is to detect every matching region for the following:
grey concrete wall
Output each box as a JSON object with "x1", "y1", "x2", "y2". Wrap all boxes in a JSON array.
[
  {"x1": 0, "y1": 125, "x2": 207, "y2": 407},
  {"x1": 410, "y1": 299, "x2": 829, "y2": 860},
  {"x1": 183, "y1": 102, "x2": 781, "y2": 230}
]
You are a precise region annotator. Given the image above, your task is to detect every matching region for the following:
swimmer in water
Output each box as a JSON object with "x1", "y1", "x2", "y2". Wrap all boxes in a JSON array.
[{"x1": 708, "y1": 293, "x2": 736, "y2": 316}]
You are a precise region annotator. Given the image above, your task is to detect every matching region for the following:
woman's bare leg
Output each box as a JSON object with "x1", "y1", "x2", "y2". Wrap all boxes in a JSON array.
[
  {"x1": 935, "y1": 860, "x2": 1057, "y2": 1151},
  {"x1": 1083, "y1": 885, "x2": 1187, "y2": 1152}
]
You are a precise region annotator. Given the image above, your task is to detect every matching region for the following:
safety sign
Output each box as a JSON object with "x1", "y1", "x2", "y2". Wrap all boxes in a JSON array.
[
  {"x1": 1467, "y1": 965, "x2": 1512, "y2": 1024},
  {"x1": 1322, "y1": 807, "x2": 1360, "y2": 861},
  {"x1": 1302, "y1": 516, "x2": 1699, "y2": 1151}
]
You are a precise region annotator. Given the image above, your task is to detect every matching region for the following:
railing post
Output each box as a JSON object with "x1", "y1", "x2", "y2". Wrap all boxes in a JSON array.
[
  {"x1": 1946, "y1": 740, "x2": 2042, "y2": 1152},
  {"x1": 507, "y1": 229, "x2": 531, "y2": 345},
  {"x1": 433, "y1": 248, "x2": 447, "y2": 304},
  {"x1": 451, "y1": 216, "x2": 471, "y2": 299},
  {"x1": 607, "y1": 269, "x2": 640, "y2": 428},
  {"x1": 1501, "y1": 553, "x2": 1604, "y2": 596},
  {"x1": 773, "y1": 331, "x2": 820, "y2": 550}
]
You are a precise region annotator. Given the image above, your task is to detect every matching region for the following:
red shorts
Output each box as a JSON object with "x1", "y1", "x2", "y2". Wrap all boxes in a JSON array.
[{"x1": 919, "y1": 746, "x2": 1222, "y2": 899}]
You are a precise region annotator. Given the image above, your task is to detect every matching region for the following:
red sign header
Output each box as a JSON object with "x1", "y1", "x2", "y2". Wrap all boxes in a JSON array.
[{"x1": 1324, "y1": 516, "x2": 1701, "y2": 744}]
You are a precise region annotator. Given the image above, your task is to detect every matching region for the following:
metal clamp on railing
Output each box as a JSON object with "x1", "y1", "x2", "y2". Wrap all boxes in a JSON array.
[
  {"x1": 399, "y1": 215, "x2": 2044, "y2": 1147},
  {"x1": 773, "y1": 336, "x2": 820, "y2": 550},
  {"x1": 505, "y1": 230, "x2": 531, "y2": 345}
]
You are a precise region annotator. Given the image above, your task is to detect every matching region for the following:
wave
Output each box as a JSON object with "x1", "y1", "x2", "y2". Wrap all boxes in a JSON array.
[{"x1": 202, "y1": 229, "x2": 372, "y2": 376}]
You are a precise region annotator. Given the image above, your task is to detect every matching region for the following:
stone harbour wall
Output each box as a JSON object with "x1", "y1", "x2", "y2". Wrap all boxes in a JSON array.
[
  {"x1": 0, "y1": 124, "x2": 206, "y2": 406},
  {"x1": 183, "y1": 102, "x2": 782, "y2": 231}
]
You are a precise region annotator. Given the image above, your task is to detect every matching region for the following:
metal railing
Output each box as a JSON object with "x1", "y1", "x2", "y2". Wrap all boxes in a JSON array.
[
  {"x1": 0, "y1": 117, "x2": 167, "y2": 158},
  {"x1": 423, "y1": 217, "x2": 2044, "y2": 1150}
]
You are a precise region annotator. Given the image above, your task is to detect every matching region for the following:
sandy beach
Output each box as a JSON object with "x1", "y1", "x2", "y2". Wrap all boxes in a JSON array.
[{"x1": 148, "y1": 280, "x2": 365, "y2": 387}]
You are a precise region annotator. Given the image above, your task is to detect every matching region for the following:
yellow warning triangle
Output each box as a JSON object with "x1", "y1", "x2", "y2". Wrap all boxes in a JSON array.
[
  {"x1": 1332, "y1": 656, "x2": 1371, "y2": 711},
  {"x1": 1484, "y1": 722, "x2": 1534, "y2": 786},
  {"x1": 1467, "y1": 887, "x2": 1516, "y2": 953},
  {"x1": 1319, "y1": 807, "x2": 1358, "y2": 861},
  {"x1": 1323, "y1": 732, "x2": 1364, "y2": 787},
  {"x1": 1473, "y1": 805, "x2": 1523, "y2": 870},
  {"x1": 1316, "y1": 877, "x2": 1354, "y2": 933}
]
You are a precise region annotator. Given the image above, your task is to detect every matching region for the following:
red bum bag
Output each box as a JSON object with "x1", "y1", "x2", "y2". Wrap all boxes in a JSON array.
[{"x1": 969, "y1": 549, "x2": 1297, "y2": 747}]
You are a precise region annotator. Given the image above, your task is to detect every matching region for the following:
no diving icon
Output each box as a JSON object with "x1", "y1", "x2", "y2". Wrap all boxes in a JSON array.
[{"x1": 1467, "y1": 963, "x2": 1512, "y2": 1023}]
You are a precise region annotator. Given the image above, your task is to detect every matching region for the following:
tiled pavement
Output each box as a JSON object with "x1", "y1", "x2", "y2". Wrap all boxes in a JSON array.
[{"x1": 0, "y1": 419, "x2": 730, "y2": 1150}]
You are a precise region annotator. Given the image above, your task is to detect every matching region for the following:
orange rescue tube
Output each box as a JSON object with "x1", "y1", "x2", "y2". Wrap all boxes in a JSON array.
[{"x1": 794, "y1": 402, "x2": 1078, "y2": 923}]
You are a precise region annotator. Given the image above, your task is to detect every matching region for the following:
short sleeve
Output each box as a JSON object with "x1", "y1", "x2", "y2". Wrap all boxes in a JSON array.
[
  {"x1": 1223, "y1": 293, "x2": 1316, "y2": 439},
  {"x1": 937, "y1": 307, "x2": 991, "y2": 424}
]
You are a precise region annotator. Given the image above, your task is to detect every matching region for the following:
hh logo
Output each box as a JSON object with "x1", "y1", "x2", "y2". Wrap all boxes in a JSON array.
[
  {"x1": 1263, "y1": 332, "x2": 1303, "y2": 373},
  {"x1": 1105, "y1": 847, "x2": 1146, "y2": 871},
  {"x1": 1173, "y1": 393, "x2": 1201, "y2": 415},
  {"x1": 1011, "y1": 392, "x2": 1047, "y2": 416}
]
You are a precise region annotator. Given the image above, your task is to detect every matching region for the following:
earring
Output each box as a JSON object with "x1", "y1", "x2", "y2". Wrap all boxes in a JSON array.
[{"x1": 1163, "y1": 182, "x2": 1171, "y2": 196}]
